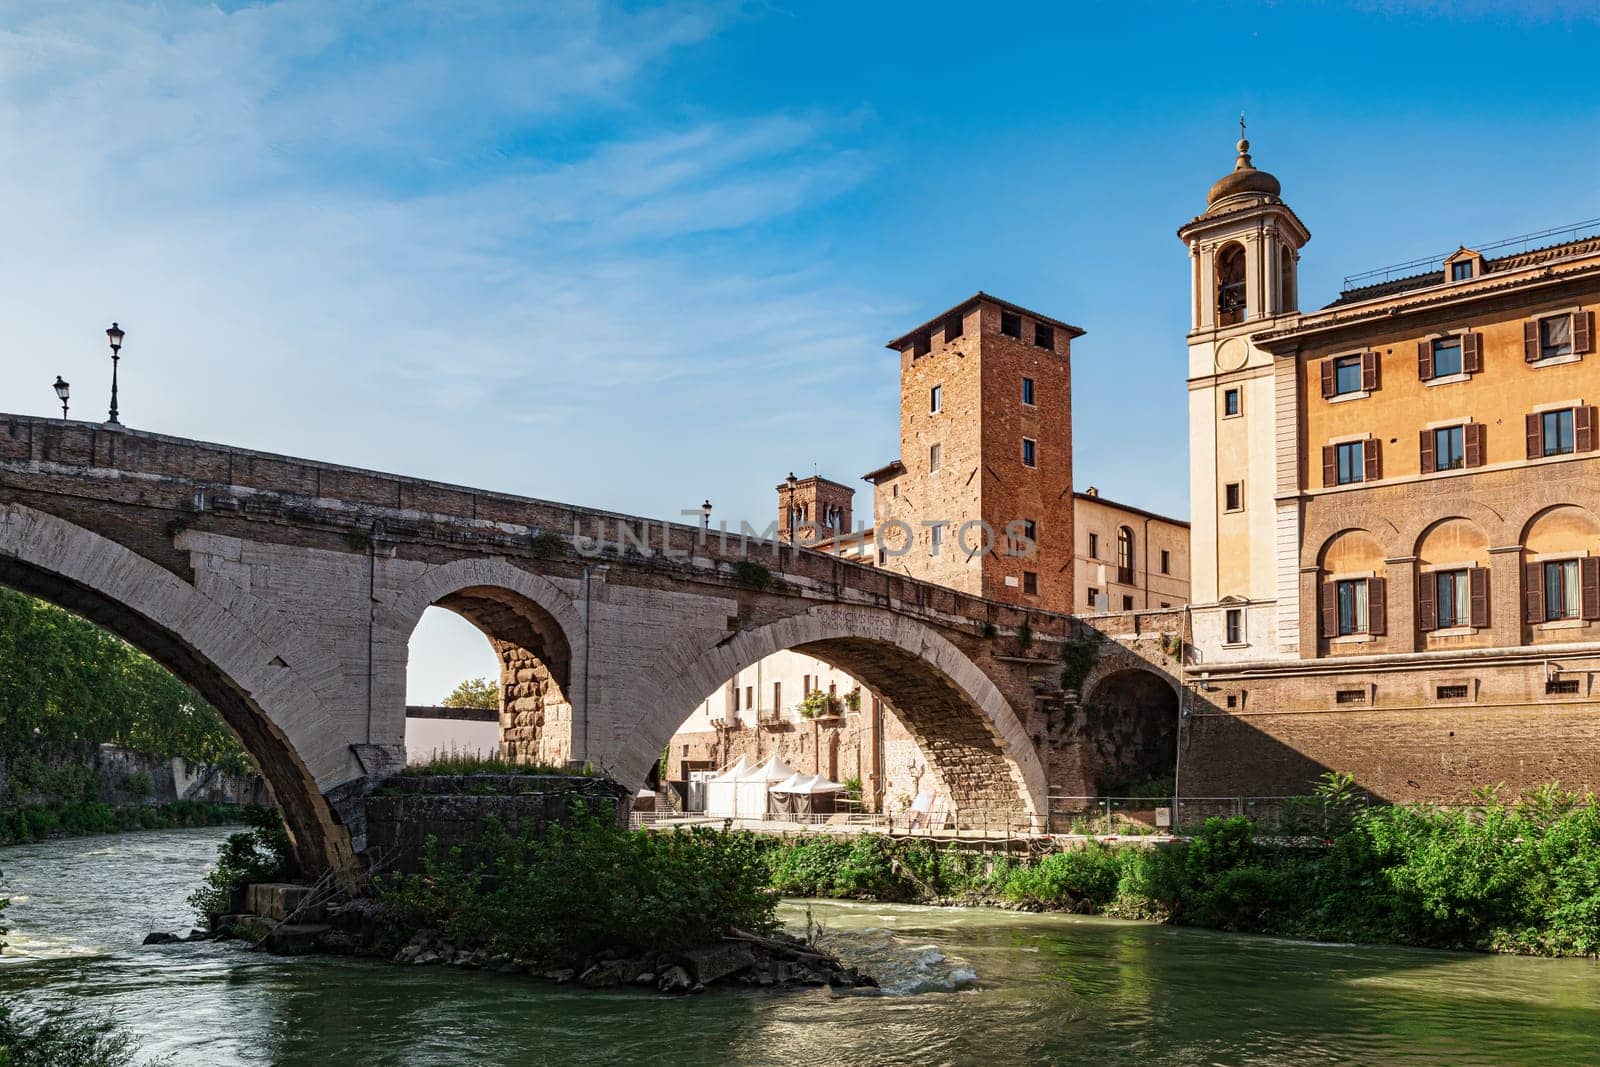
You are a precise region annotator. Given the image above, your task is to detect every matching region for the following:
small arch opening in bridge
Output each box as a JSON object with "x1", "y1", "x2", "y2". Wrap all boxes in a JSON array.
[
  {"x1": 626, "y1": 610, "x2": 1046, "y2": 832},
  {"x1": 403, "y1": 585, "x2": 574, "y2": 768},
  {"x1": 1080, "y1": 669, "x2": 1180, "y2": 796},
  {"x1": 405, "y1": 607, "x2": 503, "y2": 763}
]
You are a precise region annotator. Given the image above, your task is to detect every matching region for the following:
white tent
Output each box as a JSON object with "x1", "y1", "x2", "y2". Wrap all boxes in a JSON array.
[
  {"x1": 792, "y1": 774, "x2": 847, "y2": 794},
  {"x1": 771, "y1": 772, "x2": 808, "y2": 793},
  {"x1": 732, "y1": 755, "x2": 798, "y2": 818},
  {"x1": 703, "y1": 756, "x2": 754, "y2": 818},
  {"x1": 772, "y1": 773, "x2": 847, "y2": 816}
]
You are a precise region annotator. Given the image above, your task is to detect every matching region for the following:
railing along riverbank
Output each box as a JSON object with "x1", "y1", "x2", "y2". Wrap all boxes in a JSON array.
[{"x1": 628, "y1": 792, "x2": 1388, "y2": 843}]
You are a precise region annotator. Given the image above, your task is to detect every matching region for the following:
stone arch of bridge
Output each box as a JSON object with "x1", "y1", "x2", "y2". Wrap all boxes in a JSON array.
[
  {"x1": 0, "y1": 504, "x2": 356, "y2": 878},
  {"x1": 614, "y1": 605, "x2": 1047, "y2": 824},
  {"x1": 385, "y1": 558, "x2": 582, "y2": 766},
  {"x1": 1078, "y1": 666, "x2": 1181, "y2": 795}
]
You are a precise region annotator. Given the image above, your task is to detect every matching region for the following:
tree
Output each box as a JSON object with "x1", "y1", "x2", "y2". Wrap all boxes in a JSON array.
[
  {"x1": 441, "y1": 676, "x2": 498, "y2": 710},
  {"x1": 0, "y1": 587, "x2": 251, "y2": 798}
]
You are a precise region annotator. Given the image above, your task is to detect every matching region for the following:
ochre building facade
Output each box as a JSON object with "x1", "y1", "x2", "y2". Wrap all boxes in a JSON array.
[{"x1": 1181, "y1": 136, "x2": 1600, "y2": 799}]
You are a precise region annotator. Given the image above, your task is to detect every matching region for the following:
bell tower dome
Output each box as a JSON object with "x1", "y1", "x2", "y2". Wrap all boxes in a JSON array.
[{"x1": 1180, "y1": 127, "x2": 1310, "y2": 331}]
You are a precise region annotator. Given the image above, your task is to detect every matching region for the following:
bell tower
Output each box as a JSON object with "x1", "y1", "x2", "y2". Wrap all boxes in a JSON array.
[{"x1": 1178, "y1": 129, "x2": 1310, "y2": 662}]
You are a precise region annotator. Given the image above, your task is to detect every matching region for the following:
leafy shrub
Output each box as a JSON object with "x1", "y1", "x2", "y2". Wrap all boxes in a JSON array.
[
  {"x1": 188, "y1": 807, "x2": 293, "y2": 923},
  {"x1": 0, "y1": 1002, "x2": 149, "y2": 1066},
  {"x1": 0, "y1": 800, "x2": 247, "y2": 846},
  {"x1": 757, "y1": 790, "x2": 1600, "y2": 957},
  {"x1": 399, "y1": 749, "x2": 580, "y2": 777},
  {"x1": 733, "y1": 560, "x2": 773, "y2": 590},
  {"x1": 378, "y1": 809, "x2": 777, "y2": 964}
]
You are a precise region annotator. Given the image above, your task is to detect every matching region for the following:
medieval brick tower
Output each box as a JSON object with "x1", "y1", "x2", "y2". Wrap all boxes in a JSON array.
[
  {"x1": 864, "y1": 292, "x2": 1082, "y2": 610},
  {"x1": 776, "y1": 473, "x2": 855, "y2": 543}
]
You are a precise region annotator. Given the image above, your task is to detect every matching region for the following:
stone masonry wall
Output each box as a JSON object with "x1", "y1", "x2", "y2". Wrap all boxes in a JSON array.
[{"x1": 497, "y1": 640, "x2": 572, "y2": 766}]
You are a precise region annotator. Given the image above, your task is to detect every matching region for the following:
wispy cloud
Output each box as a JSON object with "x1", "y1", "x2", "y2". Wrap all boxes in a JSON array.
[{"x1": 0, "y1": 1, "x2": 891, "y2": 520}]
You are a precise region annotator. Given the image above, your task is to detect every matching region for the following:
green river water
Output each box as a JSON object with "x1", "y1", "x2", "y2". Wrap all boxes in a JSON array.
[{"x1": 2, "y1": 827, "x2": 1599, "y2": 1066}]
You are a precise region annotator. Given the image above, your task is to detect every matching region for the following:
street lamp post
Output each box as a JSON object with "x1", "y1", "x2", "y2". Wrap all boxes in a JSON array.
[
  {"x1": 104, "y1": 322, "x2": 125, "y2": 427},
  {"x1": 786, "y1": 472, "x2": 797, "y2": 543},
  {"x1": 52, "y1": 377, "x2": 70, "y2": 419},
  {"x1": 700, "y1": 499, "x2": 712, "y2": 532}
]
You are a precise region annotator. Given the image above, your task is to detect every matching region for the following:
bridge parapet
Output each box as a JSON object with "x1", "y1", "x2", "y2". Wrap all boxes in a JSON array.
[{"x1": 0, "y1": 414, "x2": 1072, "y2": 646}]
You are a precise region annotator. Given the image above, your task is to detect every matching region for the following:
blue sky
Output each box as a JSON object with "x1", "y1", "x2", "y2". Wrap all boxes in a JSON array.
[{"x1": 2, "y1": 1, "x2": 1596, "y2": 700}]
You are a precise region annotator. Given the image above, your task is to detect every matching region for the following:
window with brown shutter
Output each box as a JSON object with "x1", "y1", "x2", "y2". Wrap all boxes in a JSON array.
[
  {"x1": 1321, "y1": 581, "x2": 1337, "y2": 638},
  {"x1": 1525, "y1": 562, "x2": 1546, "y2": 624},
  {"x1": 1524, "y1": 320, "x2": 1540, "y2": 362},
  {"x1": 1526, "y1": 413, "x2": 1543, "y2": 459},
  {"x1": 1583, "y1": 557, "x2": 1600, "y2": 620},
  {"x1": 1361, "y1": 350, "x2": 1379, "y2": 391},
  {"x1": 1469, "y1": 568, "x2": 1489, "y2": 629},
  {"x1": 1575, "y1": 309, "x2": 1594, "y2": 355},
  {"x1": 1577, "y1": 406, "x2": 1597, "y2": 452},
  {"x1": 1463, "y1": 332, "x2": 1483, "y2": 373},
  {"x1": 1420, "y1": 429, "x2": 1436, "y2": 474},
  {"x1": 1321, "y1": 445, "x2": 1337, "y2": 488},
  {"x1": 1364, "y1": 439, "x2": 1381, "y2": 481},
  {"x1": 1320, "y1": 359, "x2": 1335, "y2": 398},
  {"x1": 1417, "y1": 340, "x2": 1433, "y2": 381},
  {"x1": 1417, "y1": 572, "x2": 1436, "y2": 632},
  {"x1": 1464, "y1": 422, "x2": 1485, "y2": 468},
  {"x1": 1368, "y1": 576, "x2": 1388, "y2": 635}
]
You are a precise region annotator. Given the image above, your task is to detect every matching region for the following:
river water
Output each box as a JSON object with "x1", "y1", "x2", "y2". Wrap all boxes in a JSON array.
[{"x1": 2, "y1": 827, "x2": 1598, "y2": 1066}]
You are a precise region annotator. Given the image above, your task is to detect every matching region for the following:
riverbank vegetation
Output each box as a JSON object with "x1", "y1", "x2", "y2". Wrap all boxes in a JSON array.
[
  {"x1": 764, "y1": 784, "x2": 1600, "y2": 957},
  {"x1": 0, "y1": 1002, "x2": 156, "y2": 1067},
  {"x1": 376, "y1": 810, "x2": 776, "y2": 965},
  {"x1": 188, "y1": 807, "x2": 293, "y2": 921},
  {"x1": 397, "y1": 750, "x2": 585, "y2": 777},
  {"x1": 0, "y1": 587, "x2": 249, "y2": 804},
  {"x1": 0, "y1": 799, "x2": 253, "y2": 847}
]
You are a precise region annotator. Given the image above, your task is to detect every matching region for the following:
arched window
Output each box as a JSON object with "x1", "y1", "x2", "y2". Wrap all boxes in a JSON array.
[
  {"x1": 1216, "y1": 243, "x2": 1246, "y2": 325},
  {"x1": 1279, "y1": 246, "x2": 1296, "y2": 313},
  {"x1": 1116, "y1": 526, "x2": 1134, "y2": 584}
]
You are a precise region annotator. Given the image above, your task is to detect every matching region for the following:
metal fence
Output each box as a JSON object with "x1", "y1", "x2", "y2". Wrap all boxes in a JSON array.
[
  {"x1": 628, "y1": 795, "x2": 1377, "y2": 840},
  {"x1": 628, "y1": 806, "x2": 1047, "y2": 839},
  {"x1": 1045, "y1": 795, "x2": 1371, "y2": 837}
]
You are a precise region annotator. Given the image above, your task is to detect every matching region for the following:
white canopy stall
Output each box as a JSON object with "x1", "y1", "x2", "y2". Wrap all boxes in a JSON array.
[
  {"x1": 770, "y1": 772, "x2": 848, "y2": 818},
  {"x1": 702, "y1": 756, "x2": 754, "y2": 818},
  {"x1": 732, "y1": 756, "x2": 799, "y2": 818}
]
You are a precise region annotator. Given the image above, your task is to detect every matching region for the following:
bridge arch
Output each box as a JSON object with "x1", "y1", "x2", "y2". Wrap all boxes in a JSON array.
[
  {"x1": 0, "y1": 504, "x2": 355, "y2": 877},
  {"x1": 1078, "y1": 664, "x2": 1181, "y2": 795},
  {"x1": 385, "y1": 558, "x2": 584, "y2": 765},
  {"x1": 616, "y1": 605, "x2": 1047, "y2": 824}
]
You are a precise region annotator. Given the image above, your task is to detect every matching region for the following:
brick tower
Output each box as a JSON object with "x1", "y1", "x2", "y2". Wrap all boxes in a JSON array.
[
  {"x1": 776, "y1": 473, "x2": 855, "y2": 543},
  {"x1": 863, "y1": 292, "x2": 1081, "y2": 609}
]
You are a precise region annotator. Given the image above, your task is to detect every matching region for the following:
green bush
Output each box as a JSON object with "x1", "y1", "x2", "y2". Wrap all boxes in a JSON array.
[
  {"x1": 188, "y1": 807, "x2": 293, "y2": 923},
  {"x1": 0, "y1": 800, "x2": 249, "y2": 846},
  {"x1": 399, "y1": 749, "x2": 581, "y2": 777},
  {"x1": 757, "y1": 790, "x2": 1600, "y2": 957},
  {"x1": 377, "y1": 809, "x2": 777, "y2": 965},
  {"x1": 0, "y1": 1002, "x2": 151, "y2": 1066}
]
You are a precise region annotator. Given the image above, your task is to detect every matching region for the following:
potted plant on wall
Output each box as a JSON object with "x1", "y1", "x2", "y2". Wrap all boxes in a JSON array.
[{"x1": 797, "y1": 690, "x2": 839, "y2": 720}]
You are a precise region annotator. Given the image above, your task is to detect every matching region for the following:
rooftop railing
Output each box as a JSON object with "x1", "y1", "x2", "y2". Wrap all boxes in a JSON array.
[{"x1": 1341, "y1": 217, "x2": 1600, "y2": 291}]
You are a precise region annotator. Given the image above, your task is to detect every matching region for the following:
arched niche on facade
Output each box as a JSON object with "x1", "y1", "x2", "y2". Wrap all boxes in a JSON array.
[
  {"x1": 1416, "y1": 517, "x2": 1490, "y2": 569},
  {"x1": 1319, "y1": 528, "x2": 1385, "y2": 575}
]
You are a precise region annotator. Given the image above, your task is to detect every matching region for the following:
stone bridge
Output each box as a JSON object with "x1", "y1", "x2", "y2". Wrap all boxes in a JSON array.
[{"x1": 0, "y1": 414, "x2": 1186, "y2": 877}]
